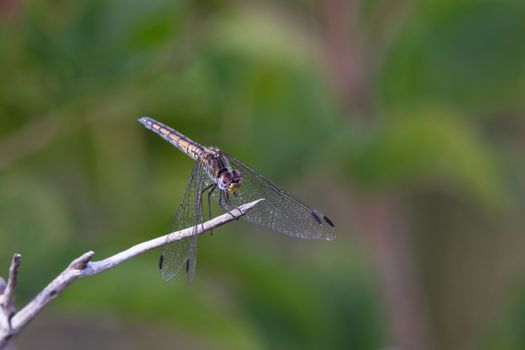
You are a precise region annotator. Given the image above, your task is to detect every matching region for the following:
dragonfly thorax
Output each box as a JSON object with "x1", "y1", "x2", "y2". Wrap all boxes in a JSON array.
[
  {"x1": 205, "y1": 149, "x2": 243, "y2": 193},
  {"x1": 218, "y1": 169, "x2": 242, "y2": 193}
]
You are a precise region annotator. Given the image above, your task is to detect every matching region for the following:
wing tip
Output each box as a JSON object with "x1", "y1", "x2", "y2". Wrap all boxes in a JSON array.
[
  {"x1": 325, "y1": 231, "x2": 336, "y2": 241},
  {"x1": 318, "y1": 213, "x2": 336, "y2": 240},
  {"x1": 323, "y1": 215, "x2": 335, "y2": 228},
  {"x1": 311, "y1": 211, "x2": 336, "y2": 229}
]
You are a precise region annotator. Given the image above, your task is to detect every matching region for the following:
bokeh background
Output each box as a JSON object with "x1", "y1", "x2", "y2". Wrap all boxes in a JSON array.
[{"x1": 1, "y1": 0, "x2": 525, "y2": 349}]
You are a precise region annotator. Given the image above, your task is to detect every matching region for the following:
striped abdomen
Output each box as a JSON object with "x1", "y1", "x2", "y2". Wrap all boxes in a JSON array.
[{"x1": 139, "y1": 117, "x2": 206, "y2": 160}]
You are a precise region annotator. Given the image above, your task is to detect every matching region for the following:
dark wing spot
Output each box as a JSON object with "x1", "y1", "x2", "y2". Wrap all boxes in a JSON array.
[
  {"x1": 185, "y1": 258, "x2": 190, "y2": 273},
  {"x1": 323, "y1": 215, "x2": 335, "y2": 228},
  {"x1": 311, "y1": 211, "x2": 323, "y2": 224},
  {"x1": 158, "y1": 254, "x2": 164, "y2": 270}
]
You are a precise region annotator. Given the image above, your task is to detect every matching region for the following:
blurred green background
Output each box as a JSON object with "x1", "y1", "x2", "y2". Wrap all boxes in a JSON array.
[{"x1": 1, "y1": 0, "x2": 525, "y2": 349}]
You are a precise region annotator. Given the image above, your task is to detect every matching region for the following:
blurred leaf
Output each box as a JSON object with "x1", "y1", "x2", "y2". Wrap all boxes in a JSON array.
[
  {"x1": 208, "y1": 5, "x2": 319, "y2": 68},
  {"x1": 380, "y1": 1, "x2": 525, "y2": 113},
  {"x1": 349, "y1": 104, "x2": 507, "y2": 206}
]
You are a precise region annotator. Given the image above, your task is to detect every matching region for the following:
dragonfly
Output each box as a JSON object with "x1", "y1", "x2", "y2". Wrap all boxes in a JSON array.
[{"x1": 139, "y1": 117, "x2": 335, "y2": 282}]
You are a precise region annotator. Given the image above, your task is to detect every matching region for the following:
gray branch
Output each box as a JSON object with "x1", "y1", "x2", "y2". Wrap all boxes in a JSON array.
[{"x1": 0, "y1": 199, "x2": 263, "y2": 349}]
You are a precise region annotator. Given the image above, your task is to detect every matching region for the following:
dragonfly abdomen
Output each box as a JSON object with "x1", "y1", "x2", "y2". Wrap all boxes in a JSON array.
[{"x1": 139, "y1": 117, "x2": 206, "y2": 160}]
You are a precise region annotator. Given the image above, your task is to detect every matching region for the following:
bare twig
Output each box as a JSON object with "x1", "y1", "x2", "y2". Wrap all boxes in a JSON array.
[
  {"x1": 3, "y1": 255, "x2": 21, "y2": 311},
  {"x1": 0, "y1": 254, "x2": 21, "y2": 349},
  {"x1": 0, "y1": 199, "x2": 263, "y2": 349}
]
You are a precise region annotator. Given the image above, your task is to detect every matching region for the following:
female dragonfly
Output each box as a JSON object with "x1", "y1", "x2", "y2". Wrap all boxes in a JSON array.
[{"x1": 139, "y1": 117, "x2": 335, "y2": 282}]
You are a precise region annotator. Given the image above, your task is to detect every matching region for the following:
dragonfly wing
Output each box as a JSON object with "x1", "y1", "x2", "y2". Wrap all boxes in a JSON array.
[
  {"x1": 160, "y1": 237, "x2": 191, "y2": 281},
  {"x1": 222, "y1": 154, "x2": 335, "y2": 240},
  {"x1": 159, "y1": 160, "x2": 206, "y2": 281}
]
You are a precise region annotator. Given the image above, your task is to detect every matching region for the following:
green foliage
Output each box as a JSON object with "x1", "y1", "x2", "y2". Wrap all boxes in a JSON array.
[
  {"x1": 349, "y1": 104, "x2": 507, "y2": 206},
  {"x1": 380, "y1": 1, "x2": 525, "y2": 112}
]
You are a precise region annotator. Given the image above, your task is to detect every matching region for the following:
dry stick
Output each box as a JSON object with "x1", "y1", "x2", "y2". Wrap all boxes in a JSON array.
[
  {"x1": 0, "y1": 254, "x2": 21, "y2": 346},
  {"x1": 3, "y1": 255, "x2": 21, "y2": 311},
  {"x1": 0, "y1": 199, "x2": 263, "y2": 350}
]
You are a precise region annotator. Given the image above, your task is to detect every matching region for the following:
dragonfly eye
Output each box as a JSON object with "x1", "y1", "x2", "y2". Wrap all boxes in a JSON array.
[
  {"x1": 226, "y1": 169, "x2": 242, "y2": 193},
  {"x1": 218, "y1": 171, "x2": 233, "y2": 190},
  {"x1": 231, "y1": 169, "x2": 242, "y2": 184}
]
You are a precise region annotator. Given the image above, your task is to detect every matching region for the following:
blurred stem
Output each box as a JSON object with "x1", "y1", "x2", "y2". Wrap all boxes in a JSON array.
[
  {"x1": 318, "y1": 0, "x2": 431, "y2": 348},
  {"x1": 319, "y1": 0, "x2": 370, "y2": 117},
  {"x1": 357, "y1": 195, "x2": 432, "y2": 349},
  {"x1": 0, "y1": 0, "x2": 18, "y2": 20}
]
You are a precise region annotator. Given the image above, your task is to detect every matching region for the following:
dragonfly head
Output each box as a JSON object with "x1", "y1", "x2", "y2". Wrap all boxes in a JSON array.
[{"x1": 218, "y1": 169, "x2": 243, "y2": 193}]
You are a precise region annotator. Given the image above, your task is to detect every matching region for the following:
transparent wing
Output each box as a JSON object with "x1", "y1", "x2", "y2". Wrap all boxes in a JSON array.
[
  {"x1": 159, "y1": 160, "x2": 206, "y2": 282},
  {"x1": 220, "y1": 154, "x2": 335, "y2": 240}
]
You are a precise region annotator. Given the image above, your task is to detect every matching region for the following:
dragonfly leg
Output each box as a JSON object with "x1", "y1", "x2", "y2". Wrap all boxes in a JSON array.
[
  {"x1": 224, "y1": 192, "x2": 241, "y2": 220},
  {"x1": 201, "y1": 184, "x2": 217, "y2": 235},
  {"x1": 218, "y1": 191, "x2": 237, "y2": 219},
  {"x1": 207, "y1": 184, "x2": 216, "y2": 221},
  {"x1": 207, "y1": 185, "x2": 216, "y2": 216}
]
